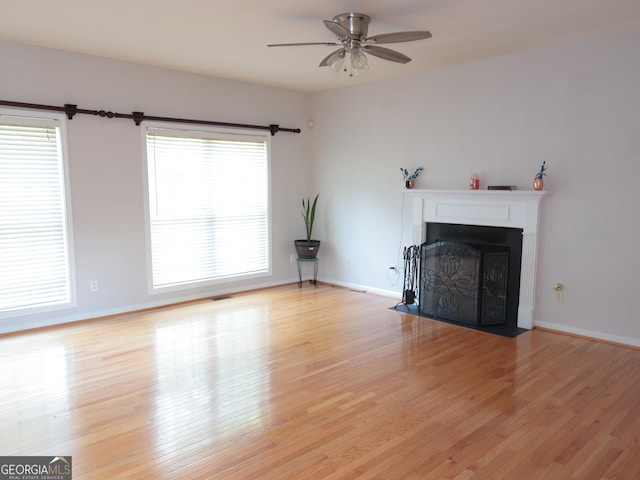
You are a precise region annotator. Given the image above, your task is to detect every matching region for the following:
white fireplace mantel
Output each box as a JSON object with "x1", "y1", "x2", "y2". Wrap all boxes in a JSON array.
[{"x1": 406, "y1": 189, "x2": 545, "y2": 329}]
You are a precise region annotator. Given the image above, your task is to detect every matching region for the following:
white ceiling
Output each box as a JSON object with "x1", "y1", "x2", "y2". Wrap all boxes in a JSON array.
[{"x1": 2, "y1": 0, "x2": 640, "y2": 92}]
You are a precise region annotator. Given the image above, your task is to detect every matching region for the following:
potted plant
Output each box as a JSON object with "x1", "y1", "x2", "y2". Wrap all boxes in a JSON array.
[
  {"x1": 534, "y1": 161, "x2": 547, "y2": 190},
  {"x1": 400, "y1": 167, "x2": 423, "y2": 189},
  {"x1": 295, "y1": 194, "x2": 320, "y2": 259}
]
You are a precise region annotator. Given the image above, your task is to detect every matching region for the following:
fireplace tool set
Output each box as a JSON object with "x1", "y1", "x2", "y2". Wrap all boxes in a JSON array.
[{"x1": 396, "y1": 245, "x2": 421, "y2": 310}]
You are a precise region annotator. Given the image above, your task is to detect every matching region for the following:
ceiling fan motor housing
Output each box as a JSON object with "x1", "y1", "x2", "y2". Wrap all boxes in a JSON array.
[{"x1": 332, "y1": 13, "x2": 371, "y2": 40}]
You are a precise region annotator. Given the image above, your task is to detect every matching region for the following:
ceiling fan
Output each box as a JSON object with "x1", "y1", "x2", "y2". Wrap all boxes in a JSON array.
[{"x1": 268, "y1": 13, "x2": 432, "y2": 76}]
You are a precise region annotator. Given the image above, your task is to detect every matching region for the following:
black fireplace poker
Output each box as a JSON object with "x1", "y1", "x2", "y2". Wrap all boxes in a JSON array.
[{"x1": 395, "y1": 245, "x2": 420, "y2": 311}]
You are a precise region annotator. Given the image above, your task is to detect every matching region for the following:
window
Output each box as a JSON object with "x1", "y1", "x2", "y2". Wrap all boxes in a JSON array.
[
  {"x1": 144, "y1": 126, "x2": 270, "y2": 291},
  {"x1": 0, "y1": 110, "x2": 74, "y2": 317}
]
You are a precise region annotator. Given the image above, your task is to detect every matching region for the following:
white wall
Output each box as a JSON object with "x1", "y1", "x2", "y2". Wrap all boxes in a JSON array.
[
  {"x1": 0, "y1": 40, "x2": 312, "y2": 333},
  {"x1": 310, "y1": 29, "x2": 640, "y2": 346}
]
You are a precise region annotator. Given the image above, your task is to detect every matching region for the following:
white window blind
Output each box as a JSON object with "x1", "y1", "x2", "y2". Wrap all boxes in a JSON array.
[
  {"x1": 145, "y1": 126, "x2": 270, "y2": 290},
  {"x1": 0, "y1": 114, "x2": 73, "y2": 315}
]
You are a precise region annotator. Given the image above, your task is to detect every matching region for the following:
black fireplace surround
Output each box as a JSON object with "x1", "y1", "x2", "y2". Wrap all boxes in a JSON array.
[{"x1": 419, "y1": 223, "x2": 523, "y2": 330}]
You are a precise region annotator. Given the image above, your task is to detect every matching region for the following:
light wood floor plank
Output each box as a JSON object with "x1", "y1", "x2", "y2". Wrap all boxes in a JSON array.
[{"x1": 1, "y1": 283, "x2": 639, "y2": 479}]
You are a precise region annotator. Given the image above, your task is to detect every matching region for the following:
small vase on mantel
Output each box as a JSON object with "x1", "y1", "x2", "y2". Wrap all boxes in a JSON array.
[
  {"x1": 533, "y1": 177, "x2": 544, "y2": 191},
  {"x1": 401, "y1": 167, "x2": 423, "y2": 190},
  {"x1": 534, "y1": 161, "x2": 547, "y2": 191}
]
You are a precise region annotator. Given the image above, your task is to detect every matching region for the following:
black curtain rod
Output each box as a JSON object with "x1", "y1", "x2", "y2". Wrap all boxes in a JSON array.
[{"x1": 0, "y1": 99, "x2": 301, "y2": 136}]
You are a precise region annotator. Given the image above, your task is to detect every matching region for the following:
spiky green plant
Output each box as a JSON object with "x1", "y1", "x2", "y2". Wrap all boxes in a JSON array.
[{"x1": 302, "y1": 194, "x2": 319, "y2": 241}]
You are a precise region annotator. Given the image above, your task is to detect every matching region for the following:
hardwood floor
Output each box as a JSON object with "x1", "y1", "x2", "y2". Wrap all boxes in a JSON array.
[{"x1": 1, "y1": 283, "x2": 639, "y2": 479}]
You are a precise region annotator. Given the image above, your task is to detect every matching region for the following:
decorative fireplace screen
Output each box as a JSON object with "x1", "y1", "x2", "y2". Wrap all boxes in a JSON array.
[{"x1": 419, "y1": 241, "x2": 509, "y2": 326}]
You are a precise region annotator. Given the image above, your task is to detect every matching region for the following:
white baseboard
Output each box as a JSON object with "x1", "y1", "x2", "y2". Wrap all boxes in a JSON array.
[
  {"x1": 535, "y1": 320, "x2": 640, "y2": 348},
  {"x1": 319, "y1": 277, "x2": 402, "y2": 300}
]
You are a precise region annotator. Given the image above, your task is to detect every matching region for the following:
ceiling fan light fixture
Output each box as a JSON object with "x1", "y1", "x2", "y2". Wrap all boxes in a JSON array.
[
  {"x1": 331, "y1": 50, "x2": 346, "y2": 72},
  {"x1": 351, "y1": 49, "x2": 368, "y2": 70}
]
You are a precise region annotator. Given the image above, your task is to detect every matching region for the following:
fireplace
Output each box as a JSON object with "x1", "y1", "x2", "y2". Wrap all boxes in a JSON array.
[
  {"x1": 407, "y1": 190, "x2": 545, "y2": 330},
  {"x1": 419, "y1": 223, "x2": 522, "y2": 328}
]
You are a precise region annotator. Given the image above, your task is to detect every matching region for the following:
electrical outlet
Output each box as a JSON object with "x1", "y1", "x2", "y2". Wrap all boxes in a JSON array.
[
  {"x1": 90, "y1": 280, "x2": 98, "y2": 292},
  {"x1": 290, "y1": 254, "x2": 296, "y2": 264},
  {"x1": 387, "y1": 265, "x2": 400, "y2": 286}
]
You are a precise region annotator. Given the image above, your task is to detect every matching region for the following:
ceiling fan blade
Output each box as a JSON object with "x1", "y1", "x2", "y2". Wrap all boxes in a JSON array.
[
  {"x1": 319, "y1": 48, "x2": 345, "y2": 67},
  {"x1": 366, "y1": 31, "x2": 432, "y2": 44},
  {"x1": 361, "y1": 45, "x2": 412, "y2": 64},
  {"x1": 323, "y1": 19, "x2": 351, "y2": 39},
  {"x1": 268, "y1": 42, "x2": 339, "y2": 47}
]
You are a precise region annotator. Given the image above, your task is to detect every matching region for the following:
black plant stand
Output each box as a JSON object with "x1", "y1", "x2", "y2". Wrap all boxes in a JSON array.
[{"x1": 297, "y1": 257, "x2": 319, "y2": 287}]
